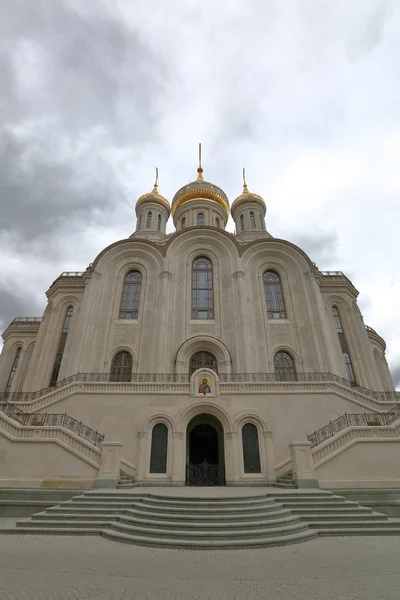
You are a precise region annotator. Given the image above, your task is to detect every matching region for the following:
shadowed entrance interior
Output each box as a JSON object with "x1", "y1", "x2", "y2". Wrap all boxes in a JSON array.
[{"x1": 186, "y1": 413, "x2": 225, "y2": 485}]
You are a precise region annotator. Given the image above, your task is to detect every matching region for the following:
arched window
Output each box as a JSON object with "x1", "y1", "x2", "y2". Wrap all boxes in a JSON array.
[
  {"x1": 263, "y1": 271, "x2": 286, "y2": 319},
  {"x1": 157, "y1": 214, "x2": 161, "y2": 231},
  {"x1": 189, "y1": 351, "x2": 218, "y2": 376},
  {"x1": 197, "y1": 212, "x2": 205, "y2": 225},
  {"x1": 5, "y1": 347, "x2": 22, "y2": 393},
  {"x1": 242, "y1": 423, "x2": 261, "y2": 473},
  {"x1": 149, "y1": 423, "x2": 168, "y2": 473},
  {"x1": 49, "y1": 306, "x2": 74, "y2": 387},
  {"x1": 332, "y1": 307, "x2": 343, "y2": 333},
  {"x1": 146, "y1": 211, "x2": 152, "y2": 228},
  {"x1": 182, "y1": 217, "x2": 186, "y2": 229},
  {"x1": 192, "y1": 257, "x2": 213, "y2": 319},
  {"x1": 240, "y1": 214, "x2": 245, "y2": 231},
  {"x1": 119, "y1": 271, "x2": 142, "y2": 319},
  {"x1": 343, "y1": 353, "x2": 356, "y2": 384},
  {"x1": 274, "y1": 351, "x2": 296, "y2": 381},
  {"x1": 250, "y1": 211, "x2": 256, "y2": 228},
  {"x1": 215, "y1": 217, "x2": 220, "y2": 228},
  {"x1": 110, "y1": 351, "x2": 133, "y2": 382}
]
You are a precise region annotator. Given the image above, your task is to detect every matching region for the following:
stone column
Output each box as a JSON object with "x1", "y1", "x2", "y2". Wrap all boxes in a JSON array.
[
  {"x1": 263, "y1": 431, "x2": 276, "y2": 483},
  {"x1": 289, "y1": 441, "x2": 319, "y2": 488},
  {"x1": 171, "y1": 431, "x2": 186, "y2": 485},
  {"x1": 95, "y1": 441, "x2": 123, "y2": 488}
]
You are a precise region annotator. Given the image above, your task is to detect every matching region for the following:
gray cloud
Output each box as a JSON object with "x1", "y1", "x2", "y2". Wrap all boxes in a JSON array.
[
  {"x1": 0, "y1": 287, "x2": 44, "y2": 332},
  {"x1": 390, "y1": 364, "x2": 400, "y2": 389}
]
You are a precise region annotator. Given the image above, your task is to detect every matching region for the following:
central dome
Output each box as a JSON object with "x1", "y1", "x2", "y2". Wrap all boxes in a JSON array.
[{"x1": 171, "y1": 167, "x2": 229, "y2": 216}]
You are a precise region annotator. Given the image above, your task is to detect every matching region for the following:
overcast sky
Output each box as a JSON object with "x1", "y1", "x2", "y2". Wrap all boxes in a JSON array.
[{"x1": 1, "y1": 0, "x2": 399, "y2": 387}]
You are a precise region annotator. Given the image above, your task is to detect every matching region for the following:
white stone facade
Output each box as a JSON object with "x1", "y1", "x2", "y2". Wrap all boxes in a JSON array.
[{"x1": 0, "y1": 172, "x2": 398, "y2": 489}]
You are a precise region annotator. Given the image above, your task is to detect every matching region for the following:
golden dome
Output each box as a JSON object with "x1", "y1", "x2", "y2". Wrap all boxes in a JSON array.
[
  {"x1": 231, "y1": 170, "x2": 265, "y2": 215},
  {"x1": 136, "y1": 169, "x2": 170, "y2": 213},
  {"x1": 171, "y1": 167, "x2": 229, "y2": 216}
]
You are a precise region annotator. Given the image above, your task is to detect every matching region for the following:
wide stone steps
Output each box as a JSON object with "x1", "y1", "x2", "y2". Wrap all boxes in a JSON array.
[
  {"x1": 5, "y1": 489, "x2": 400, "y2": 548},
  {"x1": 101, "y1": 528, "x2": 318, "y2": 549}
]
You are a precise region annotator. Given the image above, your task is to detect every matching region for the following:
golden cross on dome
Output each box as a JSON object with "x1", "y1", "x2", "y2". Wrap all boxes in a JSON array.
[
  {"x1": 242, "y1": 167, "x2": 249, "y2": 193},
  {"x1": 153, "y1": 167, "x2": 159, "y2": 192},
  {"x1": 197, "y1": 143, "x2": 204, "y2": 180}
]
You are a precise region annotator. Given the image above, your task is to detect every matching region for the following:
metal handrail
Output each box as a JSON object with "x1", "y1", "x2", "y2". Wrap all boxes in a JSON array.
[
  {"x1": 0, "y1": 397, "x2": 104, "y2": 447},
  {"x1": 307, "y1": 404, "x2": 400, "y2": 448}
]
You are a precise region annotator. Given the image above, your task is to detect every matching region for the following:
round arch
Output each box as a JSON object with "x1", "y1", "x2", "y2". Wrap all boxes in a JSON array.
[
  {"x1": 175, "y1": 335, "x2": 232, "y2": 374},
  {"x1": 175, "y1": 401, "x2": 234, "y2": 434}
]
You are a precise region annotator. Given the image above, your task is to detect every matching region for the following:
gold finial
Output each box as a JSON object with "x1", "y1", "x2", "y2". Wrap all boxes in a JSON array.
[
  {"x1": 152, "y1": 167, "x2": 159, "y2": 193},
  {"x1": 197, "y1": 142, "x2": 204, "y2": 180},
  {"x1": 242, "y1": 167, "x2": 249, "y2": 193}
]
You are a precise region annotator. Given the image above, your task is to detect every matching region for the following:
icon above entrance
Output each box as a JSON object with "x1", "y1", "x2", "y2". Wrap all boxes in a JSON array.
[{"x1": 190, "y1": 368, "x2": 219, "y2": 399}]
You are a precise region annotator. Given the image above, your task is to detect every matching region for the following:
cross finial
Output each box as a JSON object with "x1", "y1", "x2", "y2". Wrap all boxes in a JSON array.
[
  {"x1": 243, "y1": 167, "x2": 249, "y2": 193},
  {"x1": 197, "y1": 143, "x2": 204, "y2": 180},
  {"x1": 153, "y1": 167, "x2": 159, "y2": 192}
]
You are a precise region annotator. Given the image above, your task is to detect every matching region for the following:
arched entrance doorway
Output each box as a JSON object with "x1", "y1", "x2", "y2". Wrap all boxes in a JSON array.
[{"x1": 186, "y1": 414, "x2": 225, "y2": 485}]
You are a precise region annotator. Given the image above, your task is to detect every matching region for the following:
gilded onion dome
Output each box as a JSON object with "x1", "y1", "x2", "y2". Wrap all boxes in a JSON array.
[
  {"x1": 231, "y1": 170, "x2": 265, "y2": 215},
  {"x1": 136, "y1": 169, "x2": 170, "y2": 213},
  {"x1": 171, "y1": 165, "x2": 229, "y2": 217}
]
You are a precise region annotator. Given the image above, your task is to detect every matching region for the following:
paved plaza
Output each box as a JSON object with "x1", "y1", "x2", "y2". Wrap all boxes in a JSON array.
[{"x1": 0, "y1": 523, "x2": 399, "y2": 600}]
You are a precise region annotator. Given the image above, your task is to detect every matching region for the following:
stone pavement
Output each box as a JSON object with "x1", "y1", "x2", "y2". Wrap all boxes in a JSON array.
[{"x1": 0, "y1": 527, "x2": 399, "y2": 599}]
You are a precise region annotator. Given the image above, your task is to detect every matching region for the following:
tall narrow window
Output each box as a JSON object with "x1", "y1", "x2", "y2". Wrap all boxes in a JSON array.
[
  {"x1": 215, "y1": 217, "x2": 220, "y2": 228},
  {"x1": 192, "y1": 257, "x2": 213, "y2": 319},
  {"x1": 110, "y1": 351, "x2": 133, "y2": 382},
  {"x1": 146, "y1": 211, "x2": 152, "y2": 228},
  {"x1": 343, "y1": 353, "x2": 355, "y2": 384},
  {"x1": 150, "y1": 423, "x2": 168, "y2": 473},
  {"x1": 242, "y1": 423, "x2": 261, "y2": 473},
  {"x1": 119, "y1": 271, "x2": 142, "y2": 319},
  {"x1": 332, "y1": 307, "x2": 343, "y2": 332},
  {"x1": 6, "y1": 347, "x2": 22, "y2": 393},
  {"x1": 49, "y1": 306, "x2": 73, "y2": 386},
  {"x1": 331, "y1": 306, "x2": 356, "y2": 384},
  {"x1": 274, "y1": 351, "x2": 296, "y2": 381},
  {"x1": 197, "y1": 212, "x2": 205, "y2": 225},
  {"x1": 182, "y1": 217, "x2": 186, "y2": 229},
  {"x1": 240, "y1": 214, "x2": 245, "y2": 231},
  {"x1": 263, "y1": 271, "x2": 286, "y2": 319},
  {"x1": 250, "y1": 211, "x2": 256, "y2": 228},
  {"x1": 156, "y1": 214, "x2": 161, "y2": 231},
  {"x1": 189, "y1": 351, "x2": 218, "y2": 376}
]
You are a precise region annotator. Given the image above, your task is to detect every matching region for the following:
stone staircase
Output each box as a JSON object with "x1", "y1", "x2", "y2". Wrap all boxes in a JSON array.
[
  {"x1": 3, "y1": 489, "x2": 400, "y2": 549},
  {"x1": 117, "y1": 471, "x2": 135, "y2": 489},
  {"x1": 274, "y1": 471, "x2": 297, "y2": 489}
]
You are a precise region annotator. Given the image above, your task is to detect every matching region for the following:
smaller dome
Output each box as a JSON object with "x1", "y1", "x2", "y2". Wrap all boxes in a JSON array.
[
  {"x1": 231, "y1": 183, "x2": 265, "y2": 215},
  {"x1": 136, "y1": 186, "x2": 170, "y2": 213}
]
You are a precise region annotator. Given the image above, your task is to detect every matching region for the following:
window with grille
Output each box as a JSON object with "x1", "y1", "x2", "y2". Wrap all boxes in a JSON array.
[
  {"x1": 192, "y1": 257, "x2": 213, "y2": 319},
  {"x1": 6, "y1": 347, "x2": 22, "y2": 393},
  {"x1": 119, "y1": 271, "x2": 142, "y2": 319},
  {"x1": 274, "y1": 351, "x2": 296, "y2": 381},
  {"x1": 197, "y1": 212, "x2": 205, "y2": 225},
  {"x1": 110, "y1": 351, "x2": 133, "y2": 382},
  {"x1": 157, "y1": 214, "x2": 161, "y2": 231},
  {"x1": 49, "y1": 306, "x2": 74, "y2": 387},
  {"x1": 250, "y1": 212, "x2": 256, "y2": 228},
  {"x1": 332, "y1": 307, "x2": 343, "y2": 332},
  {"x1": 146, "y1": 212, "x2": 152, "y2": 228},
  {"x1": 182, "y1": 217, "x2": 186, "y2": 229},
  {"x1": 149, "y1": 423, "x2": 168, "y2": 473},
  {"x1": 215, "y1": 218, "x2": 220, "y2": 228},
  {"x1": 240, "y1": 215, "x2": 245, "y2": 231},
  {"x1": 189, "y1": 351, "x2": 218, "y2": 376},
  {"x1": 242, "y1": 423, "x2": 261, "y2": 473},
  {"x1": 343, "y1": 353, "x2": 356, "y2": 384},
  {"x1": 263, "y1": 271, "x2": 286, "y2": 319}
]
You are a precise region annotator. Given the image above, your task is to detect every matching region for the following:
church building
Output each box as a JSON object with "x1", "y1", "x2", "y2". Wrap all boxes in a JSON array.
[{"x1": 0, "y1": 156, "x2": 398, "y2": 491}]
